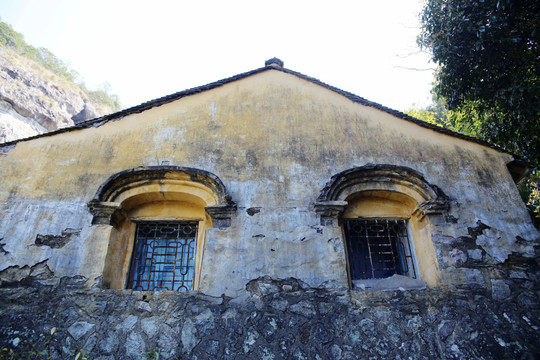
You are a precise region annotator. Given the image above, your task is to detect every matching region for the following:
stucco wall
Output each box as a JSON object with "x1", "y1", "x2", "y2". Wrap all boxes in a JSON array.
[{"x1": 0, "y1": 70, "x2": 538, "y2": 297}]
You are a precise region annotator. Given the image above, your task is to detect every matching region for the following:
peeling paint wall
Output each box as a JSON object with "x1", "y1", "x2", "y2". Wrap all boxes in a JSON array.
[{"x1": 0, "y1": 70, "x2": 538, "y2": 297}]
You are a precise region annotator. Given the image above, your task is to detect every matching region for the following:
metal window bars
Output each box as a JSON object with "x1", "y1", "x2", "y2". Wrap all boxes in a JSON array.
[
  {"x1": 127, "y1": 221, "x2": 198, "y2": 291},
  {"x1": 344, "y1": 218, "x2": 416, "y2": 280}
]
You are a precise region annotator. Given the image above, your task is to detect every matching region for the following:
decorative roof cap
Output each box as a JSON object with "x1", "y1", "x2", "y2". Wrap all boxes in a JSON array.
[{"x1": 265, "y1": 57, "x2": 284, "y2": 68}]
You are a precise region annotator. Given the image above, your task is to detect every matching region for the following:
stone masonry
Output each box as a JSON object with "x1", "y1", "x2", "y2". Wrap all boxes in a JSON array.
[
  {"x1": 1, "y1": 59, "x2": 539, "y2": 360},
  {"x1": 1, "y1": 273, "x2": 538, "y2": 359}
]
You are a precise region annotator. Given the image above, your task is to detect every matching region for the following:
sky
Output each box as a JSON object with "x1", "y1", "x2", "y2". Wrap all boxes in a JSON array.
[{"x1": 0, "y1": 0, "x2": 435, "y2": 111}]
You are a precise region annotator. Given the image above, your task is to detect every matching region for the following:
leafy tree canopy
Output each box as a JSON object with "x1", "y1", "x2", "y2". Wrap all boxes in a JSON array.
[{"x1": 418, "y1": 0, "x2": 540, "y2": 165}]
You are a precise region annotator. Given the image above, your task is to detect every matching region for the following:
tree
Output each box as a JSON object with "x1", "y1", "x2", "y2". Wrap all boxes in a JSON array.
[
  {"x1": 418, "y1": 0, "x2": 540, "y2": 165},
  {"x1": 418, "y1": 0, "x2": 540, "y2": 227},
  {"x1": 404, "y1": 97, "x2": 448, "y2": 128}
]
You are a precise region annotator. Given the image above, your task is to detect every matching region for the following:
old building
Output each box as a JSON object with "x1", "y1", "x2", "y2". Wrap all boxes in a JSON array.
[{"x1": 0, "y1": 58, "x2": 538, "y2": 359}]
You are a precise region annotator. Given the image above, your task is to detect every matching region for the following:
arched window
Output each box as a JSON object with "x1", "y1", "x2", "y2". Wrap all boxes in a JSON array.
[
  {"x1": 88, "y1": 166, "x2": 236, "y2": 291},
  {"x1": 315, "y1": 164, "x2": 449, "y2": 289}
]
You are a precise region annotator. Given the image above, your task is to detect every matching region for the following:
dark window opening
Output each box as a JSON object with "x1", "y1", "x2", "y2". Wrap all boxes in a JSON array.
[
  {"x1": 127, "y1": 221, "x2": 197, "y2": 291},
  {"x1": 344, "y1": 218, "x2": 416, "y2": 280}
]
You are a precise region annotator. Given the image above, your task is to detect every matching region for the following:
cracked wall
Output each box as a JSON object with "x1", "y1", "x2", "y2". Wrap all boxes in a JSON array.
[{"x1": 0, "y1": 70, "x2": 538, "y2": 296}]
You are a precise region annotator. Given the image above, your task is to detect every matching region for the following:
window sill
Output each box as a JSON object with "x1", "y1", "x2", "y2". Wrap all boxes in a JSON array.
[{"x1": 352, "y1": 275, "x2": 426, "y2": 291}]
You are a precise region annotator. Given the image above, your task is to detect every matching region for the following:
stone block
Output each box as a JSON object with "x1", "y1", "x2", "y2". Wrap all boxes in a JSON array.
[
  {"x1": 491, "y1": 279, "x2": 511, "y2": 300},
  {"x1": 67, "y1": 321, "x2": 95, "y2": 340}
]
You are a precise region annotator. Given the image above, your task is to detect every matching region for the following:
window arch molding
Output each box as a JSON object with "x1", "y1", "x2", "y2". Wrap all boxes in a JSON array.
[
  {"x1": 314, "y1": 164, "x2": 449, "y2": 223},
  {"x1": 89, "y1": 166, "x2": 237, "y2": 228},
  {"x1": 314, "y1": 164, "x2": 449, "y2": 288},
  {"x1": 87, "y1": 166, "x2": 236, "y2": 290}
]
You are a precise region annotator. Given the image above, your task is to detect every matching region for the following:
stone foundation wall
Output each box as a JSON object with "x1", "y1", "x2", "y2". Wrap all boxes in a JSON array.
[{"x1": 1, "y1": 276, "x2": 538, "y2": 360}]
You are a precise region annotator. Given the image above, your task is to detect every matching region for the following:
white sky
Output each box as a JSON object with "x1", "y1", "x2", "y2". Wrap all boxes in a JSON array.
[{"x1": 0, "y1": 0, "x2": 435, "y2": 111}]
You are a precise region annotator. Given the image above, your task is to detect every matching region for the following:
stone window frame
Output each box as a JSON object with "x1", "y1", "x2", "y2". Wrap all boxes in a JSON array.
[
  {"x1": 88, "y1": 166, "x2": 236, "y2": 290},
  {"x1": 314, "y1": 164, "x2": 449, "y2": 289}
]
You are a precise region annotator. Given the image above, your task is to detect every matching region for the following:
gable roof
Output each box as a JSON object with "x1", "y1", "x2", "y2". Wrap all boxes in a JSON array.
[{"x1": 0, "y1": 58, "x2": 530, "y2": 180}]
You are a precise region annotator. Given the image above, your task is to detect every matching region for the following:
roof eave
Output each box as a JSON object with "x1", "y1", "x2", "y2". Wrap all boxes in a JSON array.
[
  {"x1": 0, "y1": 62, "x2": 529, "y2": 178},
  {"x1": 507, "y1": 159, "x2": 532, "y2": 183}
]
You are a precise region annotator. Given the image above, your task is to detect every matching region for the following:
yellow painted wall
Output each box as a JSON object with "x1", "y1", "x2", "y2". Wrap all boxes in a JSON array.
[
  {"x1": 0, "y1": 71, "x2": 515, "y2": 203},
  {"x1": 0, "y1": 69, "x2": 537, "y2": 296}
]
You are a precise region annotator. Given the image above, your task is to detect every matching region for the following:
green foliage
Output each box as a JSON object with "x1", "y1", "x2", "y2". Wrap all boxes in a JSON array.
[
  {"x1": 418, "y1": 0, "x2": 540, "y2": 228},
  {"x1": 419, "y1": 0, "x2": 540, "y2": 165},
  {"x1": 404, "y1": 96, "x2": 450, "y2": 127},
  {"x1": 146, "y1": 348, "x2": 160, "y2": 360},
  {"x1": 0, "y1": 21, "x2": 121, "y2": 111},
  {"x1": 88, "y1": 90, "x2": 121, "y2": 110},
  {"x1": 74, "y1": 349, "x2": 88, "y2": 360},
  {"x1": 0, "y1": 326, "x2": 91, "y2": 360},
  {"x1": 404, "y1": 107, "x2": 443, "y2": 127},
  {"x1": 0, "y1": 326, "x2": 57, "y2": 360},
  {"x1": 0, "y1": 22, "x2": 75, "y2": 83},
  {"x1": 519, "y1": 171, "x2": 540, "y2": 228},
  {"x1": 36, "y1": 47, "x2": 76, "y2": 82},
  {"x1": 0, "y1": 21, "x2": 26, "y2": 50},
  {"x1": 78, "y1": 82, "x2": 121, "y2": 111}
]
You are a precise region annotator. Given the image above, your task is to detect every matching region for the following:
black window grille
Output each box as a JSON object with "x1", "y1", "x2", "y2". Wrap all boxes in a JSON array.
[
  {"x1": 127, "y1": 221, "x2": 198, "y2": 291},
  {"x1": 344, "y1": 218, "x2": 416, "y2": 280}
]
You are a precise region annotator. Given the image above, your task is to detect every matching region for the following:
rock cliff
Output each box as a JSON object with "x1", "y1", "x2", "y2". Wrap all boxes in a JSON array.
[{"x1": 0, "y1": 46, "x2": 116, "y2": 143}]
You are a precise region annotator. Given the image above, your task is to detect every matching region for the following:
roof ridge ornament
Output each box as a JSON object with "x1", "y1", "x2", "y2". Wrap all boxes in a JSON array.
[{"x1": 265, "y1": 57, "x2": 284, "y2": 68}]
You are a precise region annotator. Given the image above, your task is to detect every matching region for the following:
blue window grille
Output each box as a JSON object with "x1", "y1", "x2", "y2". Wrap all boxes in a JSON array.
[
  {"x1": 344, "y1": 219, "x2": 416, "y2": 280},
  {"x1": 127, "y1": 221, "x2": 197, "y2": 291}
]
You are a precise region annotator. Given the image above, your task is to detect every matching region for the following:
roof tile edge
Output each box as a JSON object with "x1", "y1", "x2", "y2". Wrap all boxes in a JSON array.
[{"x1": 0, "y1": 58, "x2": 527, "y2": 171}]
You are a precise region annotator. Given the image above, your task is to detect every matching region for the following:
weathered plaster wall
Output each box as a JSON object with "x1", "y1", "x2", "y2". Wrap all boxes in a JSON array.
[{"x1": 0, "y1": 70, "x2": 538, "y2": 297}]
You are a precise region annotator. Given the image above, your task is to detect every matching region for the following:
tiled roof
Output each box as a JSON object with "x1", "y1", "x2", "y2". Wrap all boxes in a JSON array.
[{"x1": 0, "y1": 58, "x2": 527, "y2": 168}]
